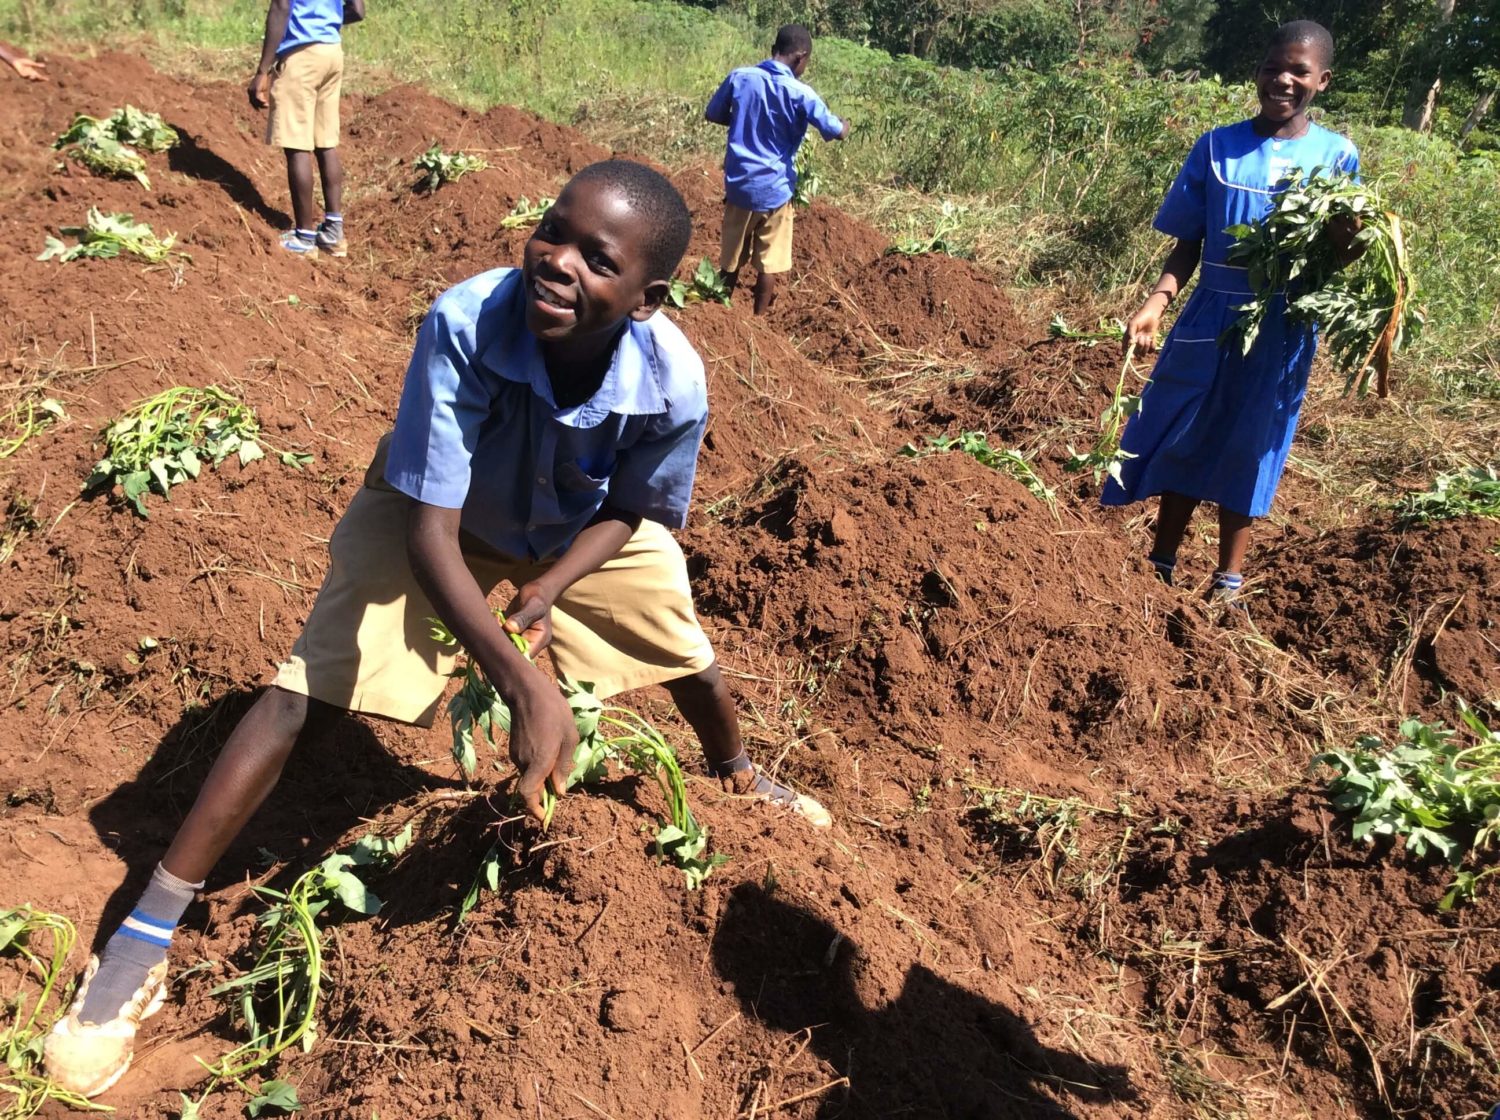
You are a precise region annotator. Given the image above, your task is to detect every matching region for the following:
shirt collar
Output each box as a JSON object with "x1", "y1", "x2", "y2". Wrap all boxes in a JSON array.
[
  {"x1": 476, "y1": 270, "x2": 668, "y2": 428},
  {"x1": 759, "y1": 58, "x2": 794, "y2": 78}
]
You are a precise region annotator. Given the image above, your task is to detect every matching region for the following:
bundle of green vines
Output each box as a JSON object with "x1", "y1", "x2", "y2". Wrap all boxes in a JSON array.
[{"x1": 1223, "y1": 167, "x2": 1420, "y2": 398}]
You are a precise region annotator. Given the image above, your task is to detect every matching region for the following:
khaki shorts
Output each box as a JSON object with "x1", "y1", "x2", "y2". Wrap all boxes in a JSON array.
[
  {"x1": 272, "y1": 444, "x2": 716, "y2": 726},
  {"x1": 267, "y1": 42, "x2": 343, "y2": 151},
  {"x1": 720, "y1": 201, "x2": 794, "y2": 275}
]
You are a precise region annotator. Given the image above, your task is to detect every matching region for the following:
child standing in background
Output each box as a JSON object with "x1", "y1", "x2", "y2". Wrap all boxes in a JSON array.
[
  {"x1": 247, "y1": 0, "x2": 361, "y2": 257},
  {"x1": 1103, "y1": 20, "x2": 1359, "y2": 601},
  {"x1": 705, "y1": 23, "x2": 849, "y2": 315}
]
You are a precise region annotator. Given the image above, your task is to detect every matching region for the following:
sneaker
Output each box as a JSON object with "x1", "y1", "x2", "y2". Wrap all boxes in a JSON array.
[
  {"x1": 44, "y1": 955, "x2": 169, "y2": 1098},
  {"x1": 278, "y1": 230, "x2": 319, "y2": 257},
  {"x1": 711, "y1": 757, "x2": 833, "y2": 829},
  {"x1": 315, "y1": 222, "x2": 347, "y2": 257}
]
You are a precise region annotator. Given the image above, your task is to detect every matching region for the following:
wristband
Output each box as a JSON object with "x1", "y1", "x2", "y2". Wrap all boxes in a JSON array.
[{"x1": 1148, "y1": 289, "x2": 1174, "y2": 307}]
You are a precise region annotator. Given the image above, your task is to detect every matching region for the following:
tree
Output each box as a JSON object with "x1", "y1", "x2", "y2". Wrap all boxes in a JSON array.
[{"x1": 1401, "y1": 0, "x2": 1456, "y2": 131}]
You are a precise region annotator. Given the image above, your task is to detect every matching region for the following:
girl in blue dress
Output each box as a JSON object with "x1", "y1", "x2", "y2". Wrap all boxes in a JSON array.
[{"x1": 1101, "y1": 20, "x2": 1359, "y2": 601}]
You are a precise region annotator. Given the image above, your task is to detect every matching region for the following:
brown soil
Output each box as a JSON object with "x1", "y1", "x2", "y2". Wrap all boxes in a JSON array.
[{"x1": 2, "y1": 52, "x2": 1497, "y2": 1120}]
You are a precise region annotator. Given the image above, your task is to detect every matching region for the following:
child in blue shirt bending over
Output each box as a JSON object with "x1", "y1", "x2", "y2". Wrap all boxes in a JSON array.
[
  {"x1": 1103, "y1": 20, "x2": 1359, "y2": 602},
  {"x1": 44, "y1": 159, "x2": 830, "y2": 1100},
  {"x1": 706, "y1": 23, "x2": 849, "y2": 315}
]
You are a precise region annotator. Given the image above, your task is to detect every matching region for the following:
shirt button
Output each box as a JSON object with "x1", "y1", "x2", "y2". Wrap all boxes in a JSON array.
[{"x1": 537, "y1": 476, "x2": 547, "y2": 485}]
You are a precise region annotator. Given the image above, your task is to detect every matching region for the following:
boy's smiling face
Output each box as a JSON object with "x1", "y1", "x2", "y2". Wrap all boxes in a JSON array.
[
  {"x1": 522, "y1": 178, "x2": 668, "y2": 365},
  {"x1": 1255, "y1": 41, "x2": 1330, "y2": 127}
]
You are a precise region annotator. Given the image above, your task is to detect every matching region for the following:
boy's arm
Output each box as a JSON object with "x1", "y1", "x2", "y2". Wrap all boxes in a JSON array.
[
  {"x1": 1126, "y1": 238, "x2": 1201, "y2": 354},
  {"x1": 503, "y1": 505, "x2": 641, "y2": 651},
  {"x1": 248, "y1": 0, "x2": 291, "y2": 108},
  {"x1": 806, "y1": 91, "x2": 846, "y2": 141},
  {"x1": 705, "y1": 75, "x2": 733, "y2": 125},
  {"x1": 406, "y1": 500, "x2": 576, "y2": 820},
  {"x1": 0, "y1": 41, "x2": 46, "y2": 81}
]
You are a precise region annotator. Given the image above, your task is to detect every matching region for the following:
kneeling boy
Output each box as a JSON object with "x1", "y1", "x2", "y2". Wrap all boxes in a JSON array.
[{"x1": 45, "y1": 159, "x2": 829, "y2": 1098}]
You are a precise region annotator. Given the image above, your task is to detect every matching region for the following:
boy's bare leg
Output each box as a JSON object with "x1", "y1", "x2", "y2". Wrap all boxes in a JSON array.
[
  {"x1": 719, "y1": 268, "x2": 739, "y2": 298},
  {"x1": 77, "y1": 688, "x2": 337, "y2": 1022},
  {"x1": 313, "y1": 146, "x2": 343, "y2": 216},
  {"x1": 752, "y1": 271, "x2": 780, "y2": 315},
  {"x1": 665, "y1": 662, "x2": 831, "y2": 826},
  {"x1": 663, "y1": 662, "x2": 741, "y2": 771},
  {"x1": 284, "y1": 149, "x2": 318, "y2": 232},
  {"x1": 162, "y1": 687, "x2": 338, "y2": 882}
]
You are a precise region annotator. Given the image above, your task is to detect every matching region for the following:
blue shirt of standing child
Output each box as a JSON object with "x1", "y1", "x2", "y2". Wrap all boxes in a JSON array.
[
  {"x1": 383, "y1": 268, "x2": 709, "y2": 562},
  {"x1": 278, "y1": 0, "x2": 344, "y2": 55},
  {"x1": 706, "y1": 59, "x2": 844, "y2": 212}
]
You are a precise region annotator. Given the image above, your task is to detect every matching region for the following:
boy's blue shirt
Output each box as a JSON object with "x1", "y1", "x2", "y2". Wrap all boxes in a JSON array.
[
  {"x1": 278, "y1": 0, "x2": 343, "y2": 56},
  {"x1": 383, "y1": 268, "x2": 709, "y2": 563},
  {"x1": 706, "y1": 59, "x2": 843, "y2": 212}
]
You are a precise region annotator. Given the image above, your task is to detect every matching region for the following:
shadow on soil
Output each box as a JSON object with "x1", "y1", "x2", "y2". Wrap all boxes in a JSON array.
[
  {"x1": 168, "y1": 130, "x2": 290, "y2": 230},
  {"x1": 712, "y1": 883, "x2": 1135, "y2": 1118},
  {"x1": 86, "y1": 687, "x2": 454, "y2": 952}
]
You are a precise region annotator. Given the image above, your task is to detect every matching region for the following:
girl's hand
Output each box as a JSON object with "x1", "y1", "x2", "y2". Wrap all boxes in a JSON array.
[{"x1": 1126, "y1": 297, "x2": 1167, "y2": 354}]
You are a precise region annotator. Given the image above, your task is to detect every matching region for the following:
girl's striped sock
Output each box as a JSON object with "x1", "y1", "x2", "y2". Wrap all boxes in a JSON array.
[
  {"x1": 1147, "y1": 552, "x2": 1177, "y2": 586},
  {"x1": 1210, "y1": 570, "x2": 1244, "y2": 602},
  {"x1": 78, "y1": 863, "x2": 201, "y2": 1023}
]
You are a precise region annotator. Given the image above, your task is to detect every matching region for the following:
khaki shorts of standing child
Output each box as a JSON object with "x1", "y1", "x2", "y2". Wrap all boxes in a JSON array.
[
  {"x1": 266, "y1": 41, "x2": 343, "y2": 151},
  {"x1": 719, "y1": 200, "x2": 794, "y2": 277}
]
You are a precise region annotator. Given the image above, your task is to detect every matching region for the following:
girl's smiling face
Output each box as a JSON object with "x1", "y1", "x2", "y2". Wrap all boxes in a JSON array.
[{"x1": 1256, "y1": 41, "x2": 1331, "y2": 128}]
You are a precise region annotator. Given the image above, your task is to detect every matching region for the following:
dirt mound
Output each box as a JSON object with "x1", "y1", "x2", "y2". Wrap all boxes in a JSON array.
[
  {"x1": 0, "y1": 52, "x2": 1495, "y2": 1120},
  {"x1": 1261, "y1": 519, "x2": 1500, "y2": 710}
]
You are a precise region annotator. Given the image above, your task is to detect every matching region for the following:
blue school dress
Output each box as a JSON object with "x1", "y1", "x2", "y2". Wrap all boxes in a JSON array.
[{"x1": 1101, "y1": 120, "x2": 1359, "y2": 518}]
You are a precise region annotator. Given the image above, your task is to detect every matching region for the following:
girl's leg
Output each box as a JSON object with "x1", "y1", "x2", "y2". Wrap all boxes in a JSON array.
[
  {"x1": 1216, "y1": 508, "x2": 1253, "y2": 575},
  {"x1": 1209, "y1": 507, "x2": 1253, "y2": 602},
  {"x1": 1149, "y1": 492, "x2": 1199, "y2": 584}
]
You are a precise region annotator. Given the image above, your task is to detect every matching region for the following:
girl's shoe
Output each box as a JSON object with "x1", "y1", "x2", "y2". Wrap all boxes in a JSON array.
[
  {"x1": 44, "y1": 954, "x2": 169, "y2": 1098},
  {"x1": 315, "y1": 221, "x2": 347, "y2": 257},
  {"x1": 278, "y1": 230, "x2": 319, "y2": 257},
  {"x1": 1208, "y1": 570, "x2": 1247, "y2": 610}
]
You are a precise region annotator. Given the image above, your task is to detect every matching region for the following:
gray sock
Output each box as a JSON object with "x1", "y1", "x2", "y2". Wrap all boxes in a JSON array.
[{"x1": 79, "y1": 863, "x2": 201, "y2": 1024}]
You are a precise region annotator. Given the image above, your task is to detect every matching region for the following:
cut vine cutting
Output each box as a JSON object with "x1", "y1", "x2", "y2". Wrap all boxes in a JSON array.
[{"x1": 1224, "y1": 167, "x2": 1420, "y2": 398}]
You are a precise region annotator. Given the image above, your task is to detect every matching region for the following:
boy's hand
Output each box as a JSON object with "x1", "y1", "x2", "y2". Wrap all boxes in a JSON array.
[
  {"x1": 247, "y1": 71, "x2": 270, "y2": 109},
  {"x1": 509, "y1": 682, "x2": 577, "y2": 821},
  {"x1": 504, "y1": 580, "x2": 556, "y2": 655},
  {"x1": 9, "y1": 56, "x2": 46, "y2": 81},
  {"x1": 1125, "y1": 299, "x2": 1166, "y2": 354}
]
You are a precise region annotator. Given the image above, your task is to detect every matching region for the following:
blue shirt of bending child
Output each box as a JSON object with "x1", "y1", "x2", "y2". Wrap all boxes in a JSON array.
[
  {"x1": 278, "y1": 0, "x2": 344, "y2": 56},
  {"x1": 383, "y1": 267, "x2": 709, "y2": 563},
  {"x1": 706, "y1": 59, "x2": 844, "y2": 212}
]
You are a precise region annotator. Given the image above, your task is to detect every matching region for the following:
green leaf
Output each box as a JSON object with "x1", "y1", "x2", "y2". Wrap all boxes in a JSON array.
[
  {"x1": 239, "y1": 439, "x2": 266, "y2": 466},
  {"x1": 327, "y1": 868, "x2": 383, "y2": 915},
  {"x1": 247, "y1": 1078, "x2": 301, "y2": 1117},
  {"x1": 121, "y1": 470, "x2": 153, "y2": 516}
]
